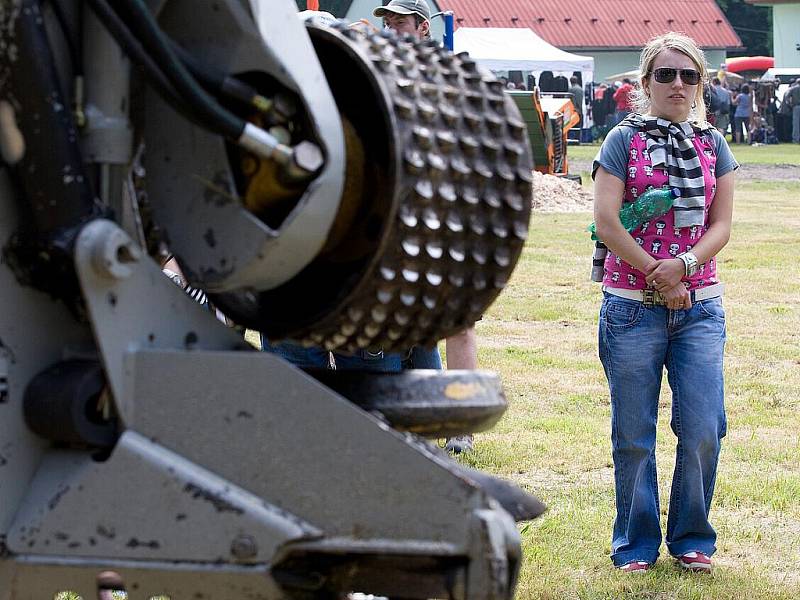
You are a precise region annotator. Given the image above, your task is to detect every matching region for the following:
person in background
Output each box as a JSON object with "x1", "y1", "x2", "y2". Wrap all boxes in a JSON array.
[
  {"x1": 592, "y1": 83, "x2": 610, "y2": 137},
  {"x1": 711, "y1": 77, "x2": 731, "y2": 138},
  {"x1": 732, "y1": 83, "x2": 752, "y2": 144},
  {"x1": 274, "y1": 0, "x2": 478, "y2": 453},
  {"x1": 592, "y1": 31, "x2": 737, "y2": 574},
  {"x1": 569, "y1": 75, "x2": 585, "y2": 132},
  {"x1": 787, "y1": 78, "x2": 800, "y2": 144},
  {"x1": 716, "y1": 62, "x2": 728, "y2": 88},
  {"x1": 372, "y1": 0, "x2": 478, "y2": 454},
  {"x1": 595, "y1": 82, "x2": 608, "y2": 102},
  {"x1": 372, "y1": 0, "x2": 431, "y2": 38},
  {"x1": 603, "y1": 83, "x2": 618, "y2": 128},
  {"x1": 613, "y1": 78, "x2": 634, "y2": 124}
]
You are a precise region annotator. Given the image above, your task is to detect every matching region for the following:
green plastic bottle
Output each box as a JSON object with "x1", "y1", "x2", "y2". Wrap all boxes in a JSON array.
[
  {"x1": 589, "y1": 186, "x2": 680, "y2": 241},
  {"x1": 588, "y1": 186, "x2": 680, "y2": 282}
]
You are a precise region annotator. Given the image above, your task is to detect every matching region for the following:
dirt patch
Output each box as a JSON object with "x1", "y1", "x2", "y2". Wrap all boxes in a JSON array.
[
  {"x1": 531, "y1": 170, "x2": 593, "y2": 213},
  {"x1": 735, "y1": 163, "x2": 800, "y2": 180},
  {"x1": 536, "y1": 159, "x2": 799, "y2": 213},
  {"x1": 567, "y1": 158, "x2": 799, "y2": 181}
]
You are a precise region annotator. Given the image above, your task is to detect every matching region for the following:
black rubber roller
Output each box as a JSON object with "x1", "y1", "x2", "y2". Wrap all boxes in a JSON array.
[
  {"x1": 308, "y1": 368, "x2": 508, "y2": 438},
  {"x1": 23, "y1": 359, "x2": 118, "y2": 447}
]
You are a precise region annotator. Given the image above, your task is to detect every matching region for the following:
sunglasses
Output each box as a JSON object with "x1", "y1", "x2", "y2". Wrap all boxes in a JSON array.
[{"x1": 651, "y1": 68, "x2": 701, "y2": 85}]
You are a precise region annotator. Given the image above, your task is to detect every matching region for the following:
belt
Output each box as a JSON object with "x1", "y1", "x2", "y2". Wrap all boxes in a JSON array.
[{"x1": 603, "y1": 283, "x2": 724, "y2": 307}]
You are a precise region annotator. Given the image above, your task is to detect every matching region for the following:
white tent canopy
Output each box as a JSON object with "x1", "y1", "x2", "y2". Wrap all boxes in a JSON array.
[{"x1": 453, "y1": 27, "x2": 594, "y2": 74}]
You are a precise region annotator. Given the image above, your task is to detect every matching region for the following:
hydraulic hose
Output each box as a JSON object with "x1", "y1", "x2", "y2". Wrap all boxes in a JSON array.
[
  {"x1": 169, "y1": 41, "x2": 271, "y2": 113},
  {"x1": 107, "y1": 0, "x2": 298, "y2": 167},
  {"x1": 84, "y1": 0, "x2": 186, "y2": 116},
  {"x1": 111, "y1": 0, "x2": 245, "y2": 140},
  {"x1": 85, "y1": 0, "x2": 264, "y2": 124},
  {"x1": 46, "y1": 0, "x2": 82, "y2": 75}
]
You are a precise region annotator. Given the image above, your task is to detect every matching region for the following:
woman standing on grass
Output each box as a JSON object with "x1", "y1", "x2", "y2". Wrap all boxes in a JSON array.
[
  {"x1": 732, "y1": 84, "x2": 753, "y2": 144},
  {"x1": 592, "y1": 32, "x2": 738, "y2": 573}
]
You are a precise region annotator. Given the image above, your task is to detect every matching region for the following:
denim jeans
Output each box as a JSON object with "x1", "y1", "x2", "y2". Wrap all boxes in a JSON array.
[
  {"x1": 598, "y1": 293, "x2": 727, "y2": 566},
  {"x1": 262, "y1": 337, "x2": 442, "y2": 372},
  {"x1": 334, "y1": 346, "x2": 442, "y2": 371}
]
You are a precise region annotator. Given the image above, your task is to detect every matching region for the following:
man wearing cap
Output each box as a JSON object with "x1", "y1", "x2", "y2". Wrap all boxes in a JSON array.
[{"x1": 373, "y1": 0, "x2": 432, "y2": 39}]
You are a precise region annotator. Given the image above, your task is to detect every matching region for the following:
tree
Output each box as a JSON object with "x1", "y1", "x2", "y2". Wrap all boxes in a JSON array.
[{"x1": 715, "y1": 0, "x2": 772, "y2": 56}]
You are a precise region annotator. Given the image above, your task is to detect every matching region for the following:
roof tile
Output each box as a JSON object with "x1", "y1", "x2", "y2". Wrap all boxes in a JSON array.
[{"x1": 439, "y1": 0, "x2": 742, "y2": 49}]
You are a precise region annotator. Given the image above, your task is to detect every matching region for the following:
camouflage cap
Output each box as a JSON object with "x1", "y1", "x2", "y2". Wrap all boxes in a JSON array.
[{"x1": 373, "y1": 0, "x2": 432, "y2": 23}]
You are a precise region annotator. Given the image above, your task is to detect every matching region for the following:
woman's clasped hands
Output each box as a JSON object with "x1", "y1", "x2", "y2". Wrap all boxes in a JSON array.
[{"x1": 644, "y1": 258, "x2": 691, "y2": 310}]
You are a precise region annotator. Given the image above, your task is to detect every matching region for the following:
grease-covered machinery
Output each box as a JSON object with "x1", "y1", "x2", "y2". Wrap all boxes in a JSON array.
[{"x1": 0, "y1": 1, "x2": 543, "y2": 597}]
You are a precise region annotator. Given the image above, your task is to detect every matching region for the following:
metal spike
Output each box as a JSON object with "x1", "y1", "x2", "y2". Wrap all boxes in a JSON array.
[
  {"x1": 422, "y1": 208, "x2": 441, "y2": 230},
  {"x1": 425, "y1": 271, "x2": 443, "y2": 287},
  {"x1": 400, "y1": 289, "x2": 417, "y2": 306},
  {"x1": 380, "y1": 266, "x2": 396, "y2": 281},
  {"x1": 438, "y1": 183, "x2": 457, "y2": 203},
  {"x1": 402, "y1": 268, "x2": 420, "y2": 283},
  {"x1": 399, "y1": 205, "x2": 419, "y2": 228},
  {"x1": 402, "y1": 237, "x2": 421, "y2": 257},
  {"x1": 448, "y1": 242, "x2": 466, "y2": 263},
  {"x1": 426, "y1": 241, "x2": 444, "y2": 260},
  {"x1": 371, "y1": 306, "x2": 388, "y2": 323},
  {"x1": 377, "y1": 286, "x2": 394, "y2": 305},
  {"x1": 412, "y1": 126, "x2": 433, "y2": 150},
  {"x1": 494, "y1": 246, "x2": 511, "y2": 267},
  {"x1": 445, "y1": 211, "x2": 464, "y2": 233},
  {"x1": 435, "y1": 130, "x2": 457, "y2": 153},
  {"x1": 469, "y1": 214, "x2": 487, "y2": 236},
  {"x1": 414, "y1": 179, "x2": 435, "y2": 201},
  {"x1": 472, "y1": 243, "x2": 489, "y2": 265}
]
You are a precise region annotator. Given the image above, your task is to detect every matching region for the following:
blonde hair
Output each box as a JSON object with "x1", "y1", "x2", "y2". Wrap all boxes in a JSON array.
[{"x1": 630, "y1": 32, "x2": 709, "y2": 124}]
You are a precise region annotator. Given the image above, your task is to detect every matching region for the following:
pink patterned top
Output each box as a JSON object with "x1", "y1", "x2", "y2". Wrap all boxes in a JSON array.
[{"x1": 603, "y1": 131, "x2": 719, "y2": 291}]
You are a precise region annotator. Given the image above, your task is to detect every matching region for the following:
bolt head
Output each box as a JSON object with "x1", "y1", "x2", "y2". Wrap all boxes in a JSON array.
[
  {"x1": 230, "y1": 534, "x2": 258, "y2": 560},
  {"x1": 293, "y1": 141, "x2": 324, "y2": 174}
]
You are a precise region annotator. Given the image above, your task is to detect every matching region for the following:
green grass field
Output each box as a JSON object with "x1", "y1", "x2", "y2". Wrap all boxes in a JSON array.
[
  {"x1": 56, "y1": 164, "x2": 798, "y2": 600},
  {"x1": 459, "y1": 177, "x2": 800, "y2": 599},
  {"x1": 567, "y1": 141, "x2": 800, "y2": 166}
]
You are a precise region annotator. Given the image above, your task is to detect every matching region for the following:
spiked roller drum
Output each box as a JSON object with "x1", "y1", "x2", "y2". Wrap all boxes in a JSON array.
[{"x1": 212, "y1": 23, "x2": 533, "y2": 353}]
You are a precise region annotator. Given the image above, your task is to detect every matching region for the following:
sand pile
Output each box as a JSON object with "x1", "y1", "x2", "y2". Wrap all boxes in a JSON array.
[{"x1": 531, "y1": 170, "x2": 593, "y2": 213}]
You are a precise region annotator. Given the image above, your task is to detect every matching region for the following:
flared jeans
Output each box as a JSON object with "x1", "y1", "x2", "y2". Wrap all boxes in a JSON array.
[{"x1": 599, "y1": 293, "x2": 727, "y2": 566}]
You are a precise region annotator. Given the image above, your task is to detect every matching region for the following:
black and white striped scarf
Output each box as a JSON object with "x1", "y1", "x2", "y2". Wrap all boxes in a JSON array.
[{"x1": 620, "y1": 114, "x2": 713, "y2": 228}]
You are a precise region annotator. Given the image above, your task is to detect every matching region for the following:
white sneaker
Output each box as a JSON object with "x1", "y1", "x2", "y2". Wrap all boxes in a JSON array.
[{"x1": 445, "y1": 435, "x2": 474, "y2": 454}]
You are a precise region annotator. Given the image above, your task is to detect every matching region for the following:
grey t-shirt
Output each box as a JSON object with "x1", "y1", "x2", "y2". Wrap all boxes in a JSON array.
[{"x1": 591, "y1": 124, "x2": 739, "y2": 182}]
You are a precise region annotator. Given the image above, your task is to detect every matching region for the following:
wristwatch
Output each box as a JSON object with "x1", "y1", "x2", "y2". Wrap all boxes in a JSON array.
[{"x1": 677, "y1": 251, "x2": 699, "y2": 277}]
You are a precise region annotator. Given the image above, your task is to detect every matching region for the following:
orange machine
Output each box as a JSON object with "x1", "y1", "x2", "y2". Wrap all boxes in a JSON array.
[{"x1": 508, "y1": 90, "x2": 580, "y2": 176}]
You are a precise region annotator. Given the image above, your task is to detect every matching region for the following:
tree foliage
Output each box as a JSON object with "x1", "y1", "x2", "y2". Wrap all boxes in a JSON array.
[{"x1": 715, "y1": 0, "x2": 772, "y2": 57}]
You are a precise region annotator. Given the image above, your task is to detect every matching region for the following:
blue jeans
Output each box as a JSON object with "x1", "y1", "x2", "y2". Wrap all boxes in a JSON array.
[
  {"x1": 598, "y1": 293, "x2": 727, "y2": 566},
  {"x1": 262, "y1": 337, "x2": 441, "y2": 372}
]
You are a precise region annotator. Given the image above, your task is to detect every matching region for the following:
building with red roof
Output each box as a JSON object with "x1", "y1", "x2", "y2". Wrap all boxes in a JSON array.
[{"x1": 437, "y1": 0, "x2": 742, "y2": 79}]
